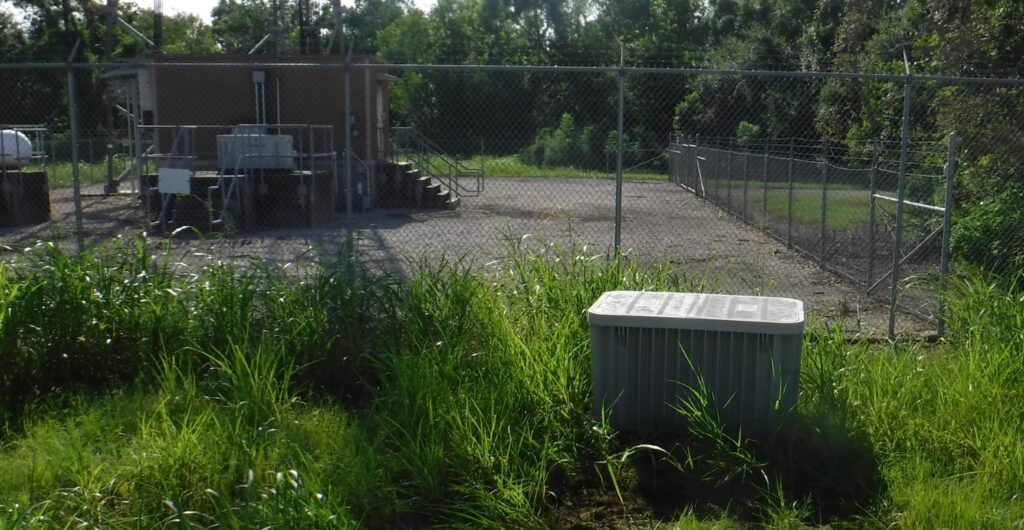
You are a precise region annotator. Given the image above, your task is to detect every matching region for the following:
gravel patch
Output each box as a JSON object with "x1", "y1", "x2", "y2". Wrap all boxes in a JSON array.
[{"x1": 1, "y1": 177, "x2": 931, "y2": 337}]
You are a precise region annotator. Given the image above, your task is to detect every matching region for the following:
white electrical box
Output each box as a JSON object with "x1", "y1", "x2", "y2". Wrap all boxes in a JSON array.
[
  {"x1": 216, "y1": 126, "x2": 296, "y2": 171},
  {"x1": 158, "y1": 167, "x2": 192, "y2": 195},
  {"x1": 589, "y1": 291, "x2": 804, "y2": 434}
]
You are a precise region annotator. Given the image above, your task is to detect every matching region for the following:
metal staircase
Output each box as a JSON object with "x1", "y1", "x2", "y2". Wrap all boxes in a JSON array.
[{"x1": 389, "y1": 127, "x2": 483, "y2": 207}]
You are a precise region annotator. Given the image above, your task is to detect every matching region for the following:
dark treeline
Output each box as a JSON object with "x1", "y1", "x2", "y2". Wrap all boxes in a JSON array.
[{"x1": 2, "y1": 0, "x2": 1022, "y2": 268}]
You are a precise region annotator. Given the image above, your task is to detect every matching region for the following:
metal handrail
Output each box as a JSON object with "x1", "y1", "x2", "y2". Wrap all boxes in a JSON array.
[
  {"x1": 343, "y1": 149, "x2": 370, "y2": 185},
  {"x1": 394, "y1": 126, "x2": 478, "y2": 176},
  {"x1": 391, "y1": 126, "x2": 483, "y2": 198}
]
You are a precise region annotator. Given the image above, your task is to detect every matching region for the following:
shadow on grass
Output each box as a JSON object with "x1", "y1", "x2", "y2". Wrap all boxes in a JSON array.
[{"x1": 614, "y1": 412, "x2": 882, "y2": 525}]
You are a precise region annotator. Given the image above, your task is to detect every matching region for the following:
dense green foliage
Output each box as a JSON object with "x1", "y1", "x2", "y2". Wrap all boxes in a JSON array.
[
  {"x1": 0, "y1": 240, "x2": 1023, "y2": 527},
  {"x1": 519, "y1": 113, "x2": 598, "y2": 169}
]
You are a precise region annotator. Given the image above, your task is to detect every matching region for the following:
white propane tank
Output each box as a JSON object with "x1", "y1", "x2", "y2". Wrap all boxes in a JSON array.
[{"x1": 0, "y1": 130, "x2": 33, "y2": 168}]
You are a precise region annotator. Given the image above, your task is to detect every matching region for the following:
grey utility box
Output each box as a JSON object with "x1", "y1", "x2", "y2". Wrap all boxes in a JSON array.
[{"x1": 589, "y1": 291, "x2": 804, "y2": 434}]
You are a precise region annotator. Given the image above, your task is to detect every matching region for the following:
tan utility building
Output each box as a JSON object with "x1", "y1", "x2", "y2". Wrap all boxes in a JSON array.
[{"x1": 126, "y1": 53, "x2": 394, "y2": 208}]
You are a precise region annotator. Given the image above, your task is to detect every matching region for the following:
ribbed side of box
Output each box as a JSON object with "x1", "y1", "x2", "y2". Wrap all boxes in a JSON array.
[{"x1": 590, "y1": 324, "x2": 801, "y2": 434}]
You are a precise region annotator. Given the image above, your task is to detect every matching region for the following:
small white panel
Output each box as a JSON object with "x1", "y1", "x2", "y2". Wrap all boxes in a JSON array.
[
  {"x1": 589, "y1": 291, "x2": 804, "y2": 334},
  {"x1": 158, "y1": 167, "x2": 191, "y2": 195}
]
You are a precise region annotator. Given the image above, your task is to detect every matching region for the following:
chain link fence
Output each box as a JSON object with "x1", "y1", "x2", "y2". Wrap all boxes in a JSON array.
[{"x1": 1, "y1": 60, "x2": 1022, "y2": 336}]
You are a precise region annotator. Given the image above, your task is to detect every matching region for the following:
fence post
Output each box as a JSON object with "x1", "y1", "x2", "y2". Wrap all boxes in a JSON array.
[
  {"x1": 666, "y1": 132, "x2": 673, "y2": 184},
  {"x1": 889, "y1": 54, "x2": 914, "y2": 338},
  {"x1": 694, "y1": 135, "x2": 701, "y2": 196},
  {"x1": 66, "y1": 41, "x2": 85, "y2": 253},
  {"x1": 740, "y1": 144, "x2": 747, "y2": 218},
  {"x1": 87, "y1": 136, "x2": 94, "y2": 184},
  {"x1": 819, "y1": 143, "x2": 827, "y2": 267},
  {"x1": 343, "y1": 48, "x2": 354, "y2": 248},
  {"x1": 762, "y1": 141, "x2": 769, "y2": 230},
  {"x1": 716, "y1": 145, "x2": 724, "y2": 207},
  {"x1": 937, "y1": 131, "x2": 957, "y2": 337},
  {"x1": 866, "y1": 140, "x2": 879, "y2": 288},
  {"x1": 613, "y1": 46, "x2": 625, "y2": 252},
  {"x1": 787, "y1": 142, "x2": 794, "y2": 247},
  {"x1": 131, "y1": 77, "x2": 142, "y2": 194},
  {"x1": 728, "y1": 144, "x2": 735, "y2": 216}
]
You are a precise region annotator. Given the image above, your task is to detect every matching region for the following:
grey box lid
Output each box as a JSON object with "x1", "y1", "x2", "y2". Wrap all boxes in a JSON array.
[{"x1": 588, "y1": 291, "x2": 805, "y2": 334}]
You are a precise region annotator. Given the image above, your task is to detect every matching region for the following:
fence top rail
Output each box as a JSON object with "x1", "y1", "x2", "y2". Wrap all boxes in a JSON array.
[
  {"x1": 139, "y1": 124, "x2": 335, "y2": 131},
  {"x1": 0, "y1": 124, "x2": 48, "y2": 130},
  {"x1": 4, "y1": 61, "x2": 1024, "y2": 86},
  {"x1": 671, "y1": 141, "x2": 946, "y2": 178},
  {"x1": 686, "y1": 140, "x2": 948, "y2": 161},
  {"x1": 873, "y1": 193, "x2": 946, "y2": 213},
  {"x1": 678, "y1": 134, "x2": 952, "y2": 147}
]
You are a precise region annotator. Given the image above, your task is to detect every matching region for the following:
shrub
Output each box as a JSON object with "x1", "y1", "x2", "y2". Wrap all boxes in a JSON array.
[
  {"x1": 736, "y1": 121, "x2": 762, "y2": 144},
  {"x1": 520, "y1": 113, "x2": 597, "y2": 168},
  {"x1": 605, "y1": 127, "x2": 662, "y2": 169},
  {"x1": 952, "y1": 181, "x2": 1024, "y2": 272}
]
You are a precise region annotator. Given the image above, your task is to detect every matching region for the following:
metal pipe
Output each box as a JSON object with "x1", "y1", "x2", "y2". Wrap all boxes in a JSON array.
[
  {"x1": 937, "y1": 132, "x2": 958, "y2": 336},
  {"x1": 787, "y1": 143, "x2": 793, "y2": 247},
  {"x1": 66, "y1": 39, "x2": 85, "y2": 252},
  {"x1": 104, "y1": 1, "x2": 118, "y2": 59},
  {"x1": 249, "y1": 34, "x2": 273, "y2": 55},
  {"x1": 741, "y1": 146, "x2": 749, "y2": 218},
  {"x1": 132, "y1": 77, "x2": 143, "y2": 194},
  {"x1": 871, "y1": 193, "x2": 946, "y2": 213},
  {"x1": 866, "y1": 141, "x2": 879, "y2": 287},
  {"x1": 819, "y1": 144, "x2": 828, "y2": 267},
  {"x1": 344, "y1": 51, "x2": 354, "y2": 227},
  {"x1": 889, "y1": 52, "x2": 914, "y2": 338},
  {"x1": 729, "y1": 145, "x2": 735, "y2": 216},
  {"x1": 868, "y1": 225, "x2": 943, "y2": 295},
  {"x1": 6, "y1": 60, "x2": 1024, "y2": 87},
  {"x1": 613, "y1": 44, "x2": 625, "y2": 252},
  {"x1": 254, "y1": 81, "x2": 260, "y2": 123},
  {"x1": 762, "y1": 141, "x2": 768, "y2": 230},
  {"x1": 153, "y1": 0, "x2": 163, "y2": 52},
  {"x1": 116, "y1": 17, "x2": 155, "y2": 49},
  {"x1": 695, "y1": 136, "x2": 706, "y2": 197},
  {"x1": 330, "y1": 0, "x2": 344, "y2": 56},
  {"x1": 103, "y1": 0, "x2": 118, "y2": 194}
]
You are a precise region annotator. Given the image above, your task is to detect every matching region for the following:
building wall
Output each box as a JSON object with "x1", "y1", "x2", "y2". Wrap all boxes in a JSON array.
[{"x1": 150, "y1": 55, "x2": 389, "y2": 164}]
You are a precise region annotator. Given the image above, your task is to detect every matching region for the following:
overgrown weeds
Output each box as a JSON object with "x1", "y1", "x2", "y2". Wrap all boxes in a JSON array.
[{"x1": 0, "y1": 239, "x2": 1022, "y2": 528}]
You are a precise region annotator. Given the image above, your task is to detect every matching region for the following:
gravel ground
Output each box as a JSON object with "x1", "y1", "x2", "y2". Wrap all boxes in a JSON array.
[{"x1": 1, "y1": 177, "x2": 931, "y2": 337}]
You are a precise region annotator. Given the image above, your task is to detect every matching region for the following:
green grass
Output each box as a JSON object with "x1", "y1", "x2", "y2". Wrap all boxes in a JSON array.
[
  {"x1": 705, "y1": 181, "x2": 872, "y2": 230},
  {"x1": 761, "y1": 190, "x2": 871, "y2": 230},
  {"x1": 19, "y1": 158, "x2": 132, "y2": 190},
  {"x1": 701, "y1": 177, "x2": 862, "y2": 192},
  {"x1": 462, "y1": 154, "x2": 668, "y2": 181},
  {"x1": 1, "y1": 238, "x2": 1023, "y2": 527}
]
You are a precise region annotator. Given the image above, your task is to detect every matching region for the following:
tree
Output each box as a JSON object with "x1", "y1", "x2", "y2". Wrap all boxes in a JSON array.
[
  {"x1": 343, "y1": 0, "x2": 408, "y2": 54},
  {"x1": 130, "y1": 9, "x2": 220, "y2": 54},
  {"x1": 0, "y1": 10, "x2": 28, "y2": 60},
  {"x1": 211, "y1": 0, "x2": 276, "y2": 53}
]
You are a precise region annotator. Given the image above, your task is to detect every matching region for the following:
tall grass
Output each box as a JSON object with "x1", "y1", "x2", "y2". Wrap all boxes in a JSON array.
[
  {"x1": 780, "y1": 268, "x2": 1024, "y2": 527},
  {"x1": 0, "y1": 239, "x2": 1022, "y2": 527},
  {"x1": 463, "y1": 154, "x2": 668, "y2": 181}
]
